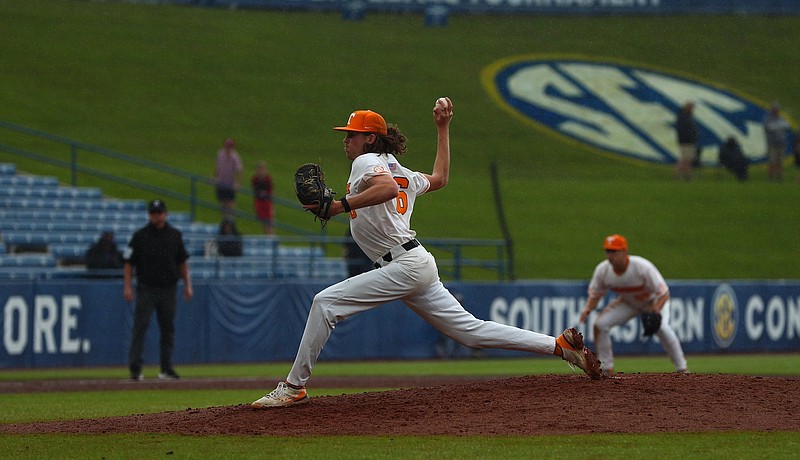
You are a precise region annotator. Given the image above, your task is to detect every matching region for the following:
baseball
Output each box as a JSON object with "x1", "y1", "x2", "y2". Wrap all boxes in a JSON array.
[{"x1": 436, "y1": 97, "x2": 451, "y2": 110}]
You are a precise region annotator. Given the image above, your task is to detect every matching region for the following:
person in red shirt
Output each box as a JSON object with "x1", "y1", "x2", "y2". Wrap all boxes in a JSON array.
[{"x1": 251, "y1": 160, "x2": 274, "y2": 235}]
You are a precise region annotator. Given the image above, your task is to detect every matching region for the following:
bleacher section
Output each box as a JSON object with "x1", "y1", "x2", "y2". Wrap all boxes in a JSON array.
[{"x1": 0, "y1": 163, "x2": 347, "y2": 280}]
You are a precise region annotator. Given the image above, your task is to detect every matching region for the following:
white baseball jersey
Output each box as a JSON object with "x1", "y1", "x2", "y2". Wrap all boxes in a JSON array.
[
  {"x1": 587, "y1": 255, "x2": 669, "y2": 310},
  {"x1": 347, "y1": 153, "x2": 429, "y2": 262}
]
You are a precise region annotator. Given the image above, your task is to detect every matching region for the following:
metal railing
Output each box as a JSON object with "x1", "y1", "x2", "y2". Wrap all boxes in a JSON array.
[
  {"x1": 0, "y1": 120, "x2": 510, "y2": 280},
  {"x1": 0, "y1": 120, "x2": 312, "y2": 233}
]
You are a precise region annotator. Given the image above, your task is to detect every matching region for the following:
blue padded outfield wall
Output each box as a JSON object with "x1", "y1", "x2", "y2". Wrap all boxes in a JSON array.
[{"x1": 1, "y1": 279, "x2": 798, "y2": 368}]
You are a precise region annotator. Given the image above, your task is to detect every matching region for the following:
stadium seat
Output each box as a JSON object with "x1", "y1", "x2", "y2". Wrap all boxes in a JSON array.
[
  {"x1": 243, "y1": 246, "x2": 275, "y2": 257},
  {"x1": 0, "y1": 209, "x2": 191, "y2": 223},
  {"x1": 3, "y1": 231, "x2": 102, "y2": 246},
  {"x1": 175, "y1": 222, "x2": 218, "y2": 235},
  {"x1": 188, "y1": 258, "x2": 219, "y2": 270},
  {"x1": 314, "y1": 259, "x2": 348, "y2": 279},
  {"x1": 0, "y1": 221, "x2": 140, "y2": 234},
  {"x1": 0, "y1": 175, "x2": 59, "y2": 187},
  {"x1": 48, "y1": 244, "x2": 90, "y2": 264},
  {"x1": 0, "y1": 197, "x2": 145, "y2": 211},
  {"x1": 278, "y1": 246, "x2": 325, "y2": 257},
  {"x1": 0, "y1": 267, "x2": 45, "y2": 280},
  {"x1": 0, "y1": 163, "x2": 17, "y2": 175},
  {"x1": 0, "y1": 254, "x2": 57, "y2": 267},
  {"x1": 0, "y1": 186, "x2": 102, "y2": 199},
  {"x1": 0, "y1": 163, "x2": 341, "y2": 279}
]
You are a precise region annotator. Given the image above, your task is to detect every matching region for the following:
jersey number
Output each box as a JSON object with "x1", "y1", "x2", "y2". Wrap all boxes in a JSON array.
[
  {"x1": 347, "y1": 176, "x2": 410, "y2": 219},
  {"x1": 393, "y1": 177, "x2": 409, "y2": 215}
]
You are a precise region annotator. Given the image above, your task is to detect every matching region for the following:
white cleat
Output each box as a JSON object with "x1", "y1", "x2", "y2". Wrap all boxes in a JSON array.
[{"x1": 252, "y1": 381, "x2": 308, "y2": 409}]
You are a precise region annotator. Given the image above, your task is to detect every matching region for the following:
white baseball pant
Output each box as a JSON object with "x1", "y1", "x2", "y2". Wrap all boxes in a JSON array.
[
  {"x1": 593, "y1": 300, "x2": 688, "y2": 372},
  {"x1": 287, "y1": 246, "x2": 556, "y2": 387}
]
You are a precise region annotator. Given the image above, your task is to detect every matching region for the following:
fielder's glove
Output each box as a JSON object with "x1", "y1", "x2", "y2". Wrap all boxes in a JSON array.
[
  {"x1": 640, "y1": 312, "x2": 662, "y2": 336},
  {"x1": 294, "y1": 163, "x2": 335, "y2": 227}
]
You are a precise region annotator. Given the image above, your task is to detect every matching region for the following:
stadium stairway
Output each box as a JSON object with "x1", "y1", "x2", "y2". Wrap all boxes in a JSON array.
[{"x1": 0, "y1": 163, "x2": 347, "y2": 280}]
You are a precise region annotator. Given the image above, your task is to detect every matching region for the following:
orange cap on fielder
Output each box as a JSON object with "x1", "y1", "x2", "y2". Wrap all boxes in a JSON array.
[
  {"x1": 604, "y1": 234, "x2": 628, "y2": 251},
  {"x1": 333, "y1": 110, "x2": 388, "y2": 135}
]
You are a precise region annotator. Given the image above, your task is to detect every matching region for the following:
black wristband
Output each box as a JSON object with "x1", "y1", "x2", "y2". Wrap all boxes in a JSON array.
[{"x1": 340, "y1": 197, "x2": 351, "y2": 212}]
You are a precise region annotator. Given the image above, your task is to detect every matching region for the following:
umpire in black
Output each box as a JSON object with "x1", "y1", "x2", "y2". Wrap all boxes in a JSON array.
[{"x1": 123, "y1": 199, "x2": 193, "y2": 381}]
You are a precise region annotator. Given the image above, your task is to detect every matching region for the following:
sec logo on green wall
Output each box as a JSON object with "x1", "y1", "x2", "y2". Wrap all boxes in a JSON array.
[{"x1": 482, "y1": 55, "x2": 795, "y2": 165}]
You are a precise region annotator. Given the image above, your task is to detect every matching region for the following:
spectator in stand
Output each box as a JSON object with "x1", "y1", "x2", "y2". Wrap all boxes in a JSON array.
[
  {"x1": 85, "y1": 230, "x2": 124, "y2": 275},
  {"x1": 217, "y1": 219, "x2": 243, "y2": 257},
  {"x1": 794, "y1": 127, "x2": 800, "y2": 183},
  {"x1": 718, "y1": 136, "x2": 749, "y2": 181},
  {"x1": 252, "y1": 160, "x2": 275, "y2": 235},
  {"x1": 214, "y1": 138, "x2": 243, "y2": 220},
  {"x1": 674, "y1": 101, "x2": 700, "y2": 181},
  {"x1": 763, "y1": 101, "x2": 791, "y2": 181}
]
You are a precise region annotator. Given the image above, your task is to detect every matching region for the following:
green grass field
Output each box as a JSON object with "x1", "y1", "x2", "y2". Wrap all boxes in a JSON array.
[
  {"x1": 2, "y1": 432, "x2": 794, "y2": 460},
  {"x1": 1, "y1": 1, "x2": 799, "y2": 280}
]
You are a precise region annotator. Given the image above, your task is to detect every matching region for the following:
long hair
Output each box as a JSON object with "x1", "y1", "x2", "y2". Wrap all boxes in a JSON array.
[{"x1": 365, "y1": 124, "x2": 407, "y2": 156}]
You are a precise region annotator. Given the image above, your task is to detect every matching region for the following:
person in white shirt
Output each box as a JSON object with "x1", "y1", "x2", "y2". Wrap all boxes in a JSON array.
[
  {"x1": 251, "y1": 99, "x2": 602, "y2": 408},
  {"x1": 580, "y1": 234, "x2": 688, "y2": 377}
]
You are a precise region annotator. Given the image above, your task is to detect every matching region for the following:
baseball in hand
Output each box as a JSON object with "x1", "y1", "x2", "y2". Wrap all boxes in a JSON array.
[{"x1": 434, "y1": 97, "x2": 453, "y2": 119}]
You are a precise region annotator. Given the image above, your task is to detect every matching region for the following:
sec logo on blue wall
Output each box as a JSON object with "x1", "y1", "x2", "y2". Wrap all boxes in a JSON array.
[{"x1": 482, "y1": 55, "x2": 794, "y2": 165}]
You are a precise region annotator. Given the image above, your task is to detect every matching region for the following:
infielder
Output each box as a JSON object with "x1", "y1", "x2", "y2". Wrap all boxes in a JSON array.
[
  {"x1": 579, "y1": 234, "x2": 688, "y2": 376},
  {"x1": 252, "y1": 99, "x2": 601, "y2": 408}
]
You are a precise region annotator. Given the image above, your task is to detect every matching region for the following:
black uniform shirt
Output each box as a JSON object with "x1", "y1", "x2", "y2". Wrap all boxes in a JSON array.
[{"x1": 124, "y1": 222, "x2": 190, "y2": 287}]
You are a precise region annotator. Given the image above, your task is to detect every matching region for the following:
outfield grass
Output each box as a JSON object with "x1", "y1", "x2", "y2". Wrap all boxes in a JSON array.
[
  {"x1": 2, "y1": 432, "x2": 798, "y2": 460},
  {"x1": 2, "y1": 353, "x2": 799, "y2": 382},
  {"x1": 1, "y1": 1, "x2": 798, "y2": 280}
]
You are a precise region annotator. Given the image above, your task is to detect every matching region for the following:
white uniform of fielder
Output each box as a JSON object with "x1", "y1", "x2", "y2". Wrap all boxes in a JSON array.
[
  {"x1": 581, "y1": 235, "x2": 688, "y2": 375},
  {"x1": 252, "y1": 101, "x2": 600, "y2": 408}
]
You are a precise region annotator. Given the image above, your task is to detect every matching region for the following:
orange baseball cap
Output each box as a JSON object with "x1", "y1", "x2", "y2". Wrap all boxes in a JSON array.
[
  {"x1": 604, "y1": 234, "x2": 628, "y2": 251},
  {"x1": 333, "y1": 110, "x2": 388, "y2": 135}
]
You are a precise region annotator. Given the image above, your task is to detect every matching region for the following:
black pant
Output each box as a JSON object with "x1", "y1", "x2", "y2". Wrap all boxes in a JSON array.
[{"x1": 128, "y1": 284, "x2": 177, "y2": 373}]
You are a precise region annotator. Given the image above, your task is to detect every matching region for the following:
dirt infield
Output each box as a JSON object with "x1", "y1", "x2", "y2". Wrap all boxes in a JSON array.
[{"x1": 2, "y1": 373, "x2": 799, "y2": 436}]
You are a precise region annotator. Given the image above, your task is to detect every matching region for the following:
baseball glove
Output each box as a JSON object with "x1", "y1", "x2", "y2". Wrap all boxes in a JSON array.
[
  {"x1": 294, "y1": 163, "x2": 335, "y2": 226},
  {"x1": 640, "y1": 312, "x2": 662, "y2": 336}
]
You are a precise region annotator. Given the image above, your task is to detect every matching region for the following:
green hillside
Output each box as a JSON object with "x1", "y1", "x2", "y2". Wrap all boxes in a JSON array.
[{"x1": 1, "y1": 0, "x2": 798, "y2": 279}]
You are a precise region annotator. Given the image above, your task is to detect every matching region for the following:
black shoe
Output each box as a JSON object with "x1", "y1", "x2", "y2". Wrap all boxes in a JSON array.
[
  {"x1": 158, "y1": 369, "x2": 180, "y2": 380},
  {"x1": 130, "y1": 367, "x2": 143, "y2": 381}
]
